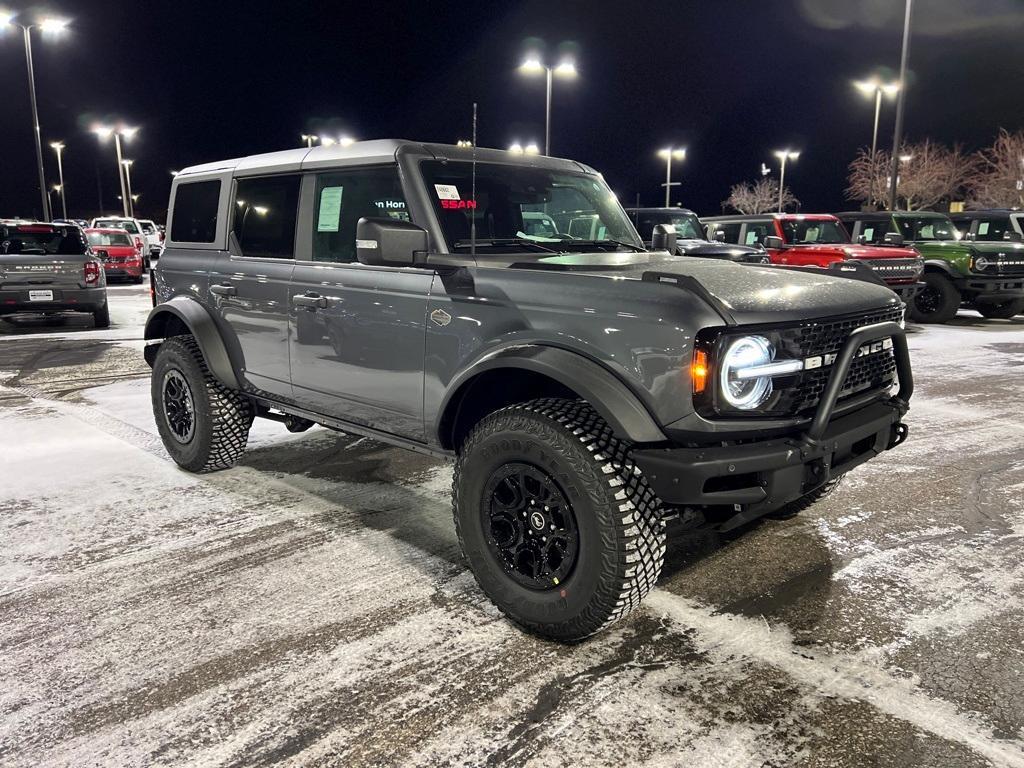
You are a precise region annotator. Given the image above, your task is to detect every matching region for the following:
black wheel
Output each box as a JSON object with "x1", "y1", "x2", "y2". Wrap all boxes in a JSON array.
[
  {"x1": 453, "y1": 398, "x2": 666, "y2": 642},
  {"x1": 909, "y1": 272, "x2": 960, "y2": 324},
  {"x1": 151, "y1": 335, "x2": 253, "y2": 472},
  {"x1": 975, "y1": 297, "x2": 1024, "y2": 319},
  {"x1": 768, "y1": 475, "x2": 844, "y2": 520},
  {"x1": 93, "y1": 303, "x2": 110, "y2": 328}
]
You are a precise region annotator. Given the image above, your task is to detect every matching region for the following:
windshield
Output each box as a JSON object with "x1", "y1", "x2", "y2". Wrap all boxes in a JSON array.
[
  {"x1": 419, "y1": 160, "x2": 642, "y2": 252},
  {"x1": 633, "y1": 211, "x2": 704, "y2": 240},
  {"x1": 780, "y1": 219, "x2": 849, "y2": 245},
  {"x1": 87, "y1": 231, "x2": 133, "y2": 247},
  {"x1": 896, "y1": 215, "x2": 959, "y2": 241},
  {"x1": 1, "y1": 225, "x2": 88, "y2": 255},
  {"x1": 96, "y1": 219, "x2": 139, "y2": 234}
]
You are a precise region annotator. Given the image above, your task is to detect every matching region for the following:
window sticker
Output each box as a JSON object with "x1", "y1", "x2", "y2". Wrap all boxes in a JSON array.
[
  {"x1": 317, "y1": 186, "x2": 343, "y2": 232},
  {"x1": 978, "y1": 222, "x2": 990, "y2": 235},
  {"x1": 434, "y1": 184, "x2": 460, "y2": 201}
]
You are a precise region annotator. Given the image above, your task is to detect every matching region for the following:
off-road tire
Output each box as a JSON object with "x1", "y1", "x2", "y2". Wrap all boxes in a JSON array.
[
  {"x1": 453, "y1": 398, "x2": 666, "y2": 642},
  {"x1": 93, "y1": 303, "x2": 110, "y2": 328},
  {"x1": 909, "y1": 272, "x2": 960, "y2": 324},
  {"x1": 975, "y1": 297, "x2": 1024, "y2": 320},
  {"x1": 151, "y1": 335, "x2": 253, "y2": 472},
  {"x1": 768, "y1": 475, "x2": 844, "y2": 520}
]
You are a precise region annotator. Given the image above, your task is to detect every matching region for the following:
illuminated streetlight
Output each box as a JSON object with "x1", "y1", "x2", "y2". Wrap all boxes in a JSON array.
[
  {"x1": 1, "y1": 12, "x2": 71, "y2": 220},
  {"x1": 773, "y1": 149, "x2": 800, "y2": 212},
  {"x1": 517, "y1": 49, "x2": 578, "y2": 155},
  {"x1": 657, "y1": 146, "x2": 686, "y2": 208},
  {"x1": 93, "y1": 124, "x2": 138, "y2": 217},
  {"x1": 49, "y1": 141, "x2": 67, "y2": 218},
  {"x1": 338, "y1": 135, "x2": 355, "y2": 147},
  {"x1": 301, "y1": 133, "x2": 319, "y2": 148},
  {"x1": 320, "y1": 136, "x2": 336, "y2": 147},
  {"x1": 456, "y1": 139, "x2": 472, "y2": 148},
  {"x1": 509, "y1": 142, "x2": 524, "y2": 154},
  {"x1": 524, "y1": 142, "x2": 540, "y2": 155},
  {"x1": 854, "y1": 76, "x2": 900, "y2": 205}
]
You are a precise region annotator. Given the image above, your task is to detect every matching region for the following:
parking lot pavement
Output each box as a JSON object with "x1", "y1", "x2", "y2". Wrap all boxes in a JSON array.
[{"x1": 2, "y1": 287, "x2": 1023, "y2": 767}]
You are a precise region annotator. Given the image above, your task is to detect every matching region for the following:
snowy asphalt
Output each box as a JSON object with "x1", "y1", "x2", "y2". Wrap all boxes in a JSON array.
[{"x1": 1, "y1": 279, "x2": 1023, "y2": 767}]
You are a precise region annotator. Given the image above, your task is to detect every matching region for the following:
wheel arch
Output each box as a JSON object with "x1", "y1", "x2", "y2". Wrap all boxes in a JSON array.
[
  {"x1": 436, "y1": 345, "x2": 667, "y2": 451},
  {"x1": 922, "y1": 259, "x2": 960, "y2": 279},
  {"x1": 144, "y1": 297, "x2": 240, "y2": 389}
]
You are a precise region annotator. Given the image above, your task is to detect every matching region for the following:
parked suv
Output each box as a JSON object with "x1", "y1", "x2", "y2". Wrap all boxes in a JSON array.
[
  {"x1": 949, "y1": 210, "x2": 1024, "y2": 243},
  {"x1": 91, "y1": 217, "x2": 152, "y2": 268},
  {"x1": 0, "y1": 221, "x2": 109, "y2": 326},
  {"x1": 145, "y1": 140, "x2": 913, "y2": 640},
  {"x1": 704, "y1": 214, "x2": 924, "y2": 302},
  {"x1": 626, "y1": 207, "x2": 769, "y2": 263},
  {"x1": 837, "y1": 211, "x2": 1024, "y2": 321}
]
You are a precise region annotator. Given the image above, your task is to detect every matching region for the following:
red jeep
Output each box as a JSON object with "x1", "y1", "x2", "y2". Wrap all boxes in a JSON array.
[{"x1": 703, "y1": 213, "x2": 924, "y2": 301}]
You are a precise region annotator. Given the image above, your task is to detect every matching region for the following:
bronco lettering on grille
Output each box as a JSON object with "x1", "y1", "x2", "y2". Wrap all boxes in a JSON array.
[{"x1": 802, "y1": 337, "x2": 893, "y2": 371}]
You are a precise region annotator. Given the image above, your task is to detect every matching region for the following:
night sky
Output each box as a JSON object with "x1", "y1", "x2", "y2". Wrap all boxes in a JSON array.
[{"x1": 2, "y1": 0, "x2": 1023, "y2": 222}]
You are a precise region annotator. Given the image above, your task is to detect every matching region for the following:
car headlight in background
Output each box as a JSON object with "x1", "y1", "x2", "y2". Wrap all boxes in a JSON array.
[{"x1": 719, "y1": 335, "x2": 775, "y2": 410}]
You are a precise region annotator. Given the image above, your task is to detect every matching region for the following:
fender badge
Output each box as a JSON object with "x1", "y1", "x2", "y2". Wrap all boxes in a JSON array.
[{"x1": 430, "y1": 309, "x2": 452, "y2": 327}]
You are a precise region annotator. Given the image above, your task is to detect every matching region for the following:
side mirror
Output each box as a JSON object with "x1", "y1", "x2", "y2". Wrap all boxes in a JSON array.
[
  {"x1": 963, "y1": 232, "x2": 976, "y2": 241},
  {"x1": 356, "y1": 217, "x2": 428, "y2": 266},
  {"x1": 883, "y1": 232, "x2": 904, "y2": 246},
  {"x1": 713, "y1": 229, "x2": 727, "y2": 242},
  {"x1": 856, "y1": 234, "x2": 868, "y2": 245},
  {"x1": 1004, "y1": 231, "x2": 1023, "y2": 242},
  {"x1": 763, "y1": 235, "x2": 784, "y2": 250},
  {"x1": 651, "y1": 224, "x2": 678, "y2": 254}
]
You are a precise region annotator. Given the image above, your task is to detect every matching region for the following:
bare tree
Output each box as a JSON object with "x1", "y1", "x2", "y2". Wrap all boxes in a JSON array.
[
  {"x1": 847, "y1": 139, "x2": 978, "y2": 211},
  {"x1": 723, "y1": 178, "x2": 798, "y2": 214},
  {"x1": 967, "y1": 129, "x2": 1024, "y2": 209}
]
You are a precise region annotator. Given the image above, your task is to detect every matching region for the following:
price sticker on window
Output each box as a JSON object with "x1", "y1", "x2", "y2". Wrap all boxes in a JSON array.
[{"x1": 317, "y1": 186, "x2": 343, "y2": 232}]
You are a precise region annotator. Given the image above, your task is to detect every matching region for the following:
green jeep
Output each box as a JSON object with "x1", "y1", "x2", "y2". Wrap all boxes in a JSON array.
[{"x1": 837, "y1": 211, "x2": 1024, "y2": 322}]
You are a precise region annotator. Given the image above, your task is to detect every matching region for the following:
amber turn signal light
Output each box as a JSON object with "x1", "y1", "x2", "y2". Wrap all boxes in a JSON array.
[{"x1": 691, "y1": 349, "x2": 709, "y2": 394}]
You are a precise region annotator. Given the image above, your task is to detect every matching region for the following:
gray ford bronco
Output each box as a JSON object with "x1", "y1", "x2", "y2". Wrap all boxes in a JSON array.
[{"x1": 145, "y1": 140, "x2": 913, "y2": 641}]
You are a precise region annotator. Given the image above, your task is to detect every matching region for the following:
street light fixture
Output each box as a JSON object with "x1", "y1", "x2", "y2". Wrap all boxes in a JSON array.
[
  {"x1": 517, "y1": 50, "x2": 577, "y2": 156},
  {"x1": 854, "y1": 76, "x2": 900, "y2": 206},
  {"x1": 509, "y1": 142, "x2": 524, "y2": 154},
  {"x1": 773, "y1": 149, "x2": 800, "y2": 212},
  {"x1": 49, "y1": 141, "x2": 67, "y2": 219},
  {"x1": 456, "y1": 139, "x2": 472, "y2": 148},
  {"x1": 1, "y1": 12, "x2": 70, "y2": 220},
  {"x1": 93, "y1": 124, "x2": 137, "y2": 217},
  {"x1": 122, "y1": 159, "x2": 136, "y2": 217},
  {"x1": 657, "y1": 147, "x2": 686, "y2": 208},
  {"x1": 301, "y1": 133, "x2": 319, "y2": 148}
]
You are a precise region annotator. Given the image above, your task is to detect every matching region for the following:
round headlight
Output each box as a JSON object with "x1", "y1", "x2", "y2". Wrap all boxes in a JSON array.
[
  {"x1": 973, "y1": 256, "x2": 990, "y2": 271},
  {"x1": 720, "y1": 335, "x2": 774, "y2": 410}
]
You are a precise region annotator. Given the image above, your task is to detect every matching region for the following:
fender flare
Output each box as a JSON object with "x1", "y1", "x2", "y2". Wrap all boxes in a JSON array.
[
  {"x1": 143, "y1": 296, "x2": 240, "y2": 389},
  {"x1": 437, "y1": 345, "x2": 667, "y2": 446},
  {"x1": 922, "y1": 259, "x2": 961, "y2": 279}
]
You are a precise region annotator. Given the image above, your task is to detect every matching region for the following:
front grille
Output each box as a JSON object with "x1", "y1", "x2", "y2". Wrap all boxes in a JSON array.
[
  {"x1": 773, "y1": 306, "x2": 903, "y2": 416},
  {"x1": 973, "y1": 252, "x2": 1024, "y2": 276},
  {"x1": 855, "y1": 257, "x2": 923, "y2": 283}
]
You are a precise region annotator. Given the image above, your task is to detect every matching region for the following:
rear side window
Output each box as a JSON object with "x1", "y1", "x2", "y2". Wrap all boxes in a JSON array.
[
  {"x1": 171, "y1": 180, "x2": 221, "y2": 243},
  {"x1": 707, "y1": 222, "x2": 741, "y2": 244},
  {"x1": 233, "y1": 175, "x2": 301, "y2": 259},
  {"x1": 974, "y1": 217, "x2": 1010, "y2": 240}
]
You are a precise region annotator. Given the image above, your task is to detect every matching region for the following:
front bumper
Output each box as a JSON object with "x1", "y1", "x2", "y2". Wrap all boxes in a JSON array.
[
  {"x1": 0, "y1": 286, "x2": 106, "y2": 315},
  {"x1": 958, "y1": 275, "x2": 1024, "y2": 300},
  {"x1": 633, "y1": 320, "x2": 913, "y2": 530},
  {"x1": 103, "y1": 264, "x2": 144, "y2": 279}
]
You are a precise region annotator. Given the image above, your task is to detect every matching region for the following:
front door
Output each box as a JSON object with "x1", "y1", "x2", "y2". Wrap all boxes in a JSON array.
[
  {"x1": 207, "y1": 173, "x2": 301, "y2": 398},
  {"x1": 288, "y1": 166, "x2": 431, "y2": 439}
]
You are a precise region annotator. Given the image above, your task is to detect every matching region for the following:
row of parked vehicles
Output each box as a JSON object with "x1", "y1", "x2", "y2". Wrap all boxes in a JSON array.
[
  {"x1": 0, "y1": 216, "x2": 164, "y2": 328},
  {"x1": 629, "y1": 207, "x2": 1024, "y2": 322}
]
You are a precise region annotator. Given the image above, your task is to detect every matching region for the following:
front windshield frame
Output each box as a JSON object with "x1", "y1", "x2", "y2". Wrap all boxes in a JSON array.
[
  {"x1": 780, "y1": 218, "x2": 850, "y2": 245},
  {"x1": 896, "y1": 214, "x2": 960, "y2": 242},
  {"x1": 418, "y1": 160, "x2": 643, "y2": 254}
]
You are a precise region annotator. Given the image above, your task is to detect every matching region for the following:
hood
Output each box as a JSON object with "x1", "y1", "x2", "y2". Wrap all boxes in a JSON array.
[
  {"x1": 836, "y1": 244, "x2": 920, "y2": 260},
  {"x1": 524, "y1": 251, "x2": 902, "y2": 326}
]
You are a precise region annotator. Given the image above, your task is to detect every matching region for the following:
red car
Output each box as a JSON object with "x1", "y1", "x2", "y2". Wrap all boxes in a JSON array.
[
  {"x1": 703, "y1": 213, "x2": 924, "y2": 301},
  {"x1": 85, "y1": 228, "x2": 145, "y2": 283}
]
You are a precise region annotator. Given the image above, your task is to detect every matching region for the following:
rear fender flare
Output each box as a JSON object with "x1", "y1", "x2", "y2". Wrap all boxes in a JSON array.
[{"x1": 144, "y1": 297, "x2": 240, "y2": 389}]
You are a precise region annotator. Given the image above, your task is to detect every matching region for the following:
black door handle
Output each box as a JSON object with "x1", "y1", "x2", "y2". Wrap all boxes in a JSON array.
[
  {"x1": 293, "y1": 293, "x2": 329, "y2": 309},
  {"x1": 210, "y1": 283, "x2": 236, "y2": 297}
]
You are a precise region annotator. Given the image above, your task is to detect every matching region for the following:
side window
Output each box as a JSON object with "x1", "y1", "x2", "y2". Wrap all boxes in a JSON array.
[
  {"x1": 744, "y1": 221, "x2": 774, "y2": 245},
  {"x1": 311, "y1": 167, "x2": 408, "y2": 263},
  {"x1": 708, "y1": 222, "x2": 741, "y2": 243},
  {"x1": 170, "y1": 180, "x2": 221, "y2": 243},
  {"x1": 976, "y1": 218, "x2": 1008, "y2": 240},
  {"x1": 232, "y1": 175, "x2": 301, "y2": 259}
]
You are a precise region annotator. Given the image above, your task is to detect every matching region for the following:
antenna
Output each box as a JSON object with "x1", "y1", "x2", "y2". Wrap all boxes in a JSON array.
[{"x1": 471, "y1": 102, "x2": 478, "y2": 260}]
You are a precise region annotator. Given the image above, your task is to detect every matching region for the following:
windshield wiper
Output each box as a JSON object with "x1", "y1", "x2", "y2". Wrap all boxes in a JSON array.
[
  {"x1": 453, "y1": 237, "x2": 559, "y2": 253},
  {"x1": 554, "y1": 239, "x2": 645, "y2": 252}
]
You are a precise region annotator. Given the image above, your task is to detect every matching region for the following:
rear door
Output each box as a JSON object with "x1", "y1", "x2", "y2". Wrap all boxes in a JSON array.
[
  {"x1": 288, "y1": 166, "x2": 431, "y2": 439},
  {"x1": 207, "y1": 174, "x2": 300, "y2": 398}
]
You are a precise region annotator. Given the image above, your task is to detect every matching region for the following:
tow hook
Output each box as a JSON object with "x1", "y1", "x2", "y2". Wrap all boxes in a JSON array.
[{"x1": 888, "y1": 422, "x2": 910, "y2": 449}]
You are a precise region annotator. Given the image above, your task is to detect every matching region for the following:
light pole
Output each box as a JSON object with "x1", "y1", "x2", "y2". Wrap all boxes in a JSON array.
[
  {"x1": 773, "y1": 149, "x2": 800, "y2": 212},
  {"x1": 854, "y1": 77, "x2": 900, "y2": 207},
  {"x1": 93, "y1": 125, "x2": 137, "y2": 217},
  {"x1": 50, "y1": 141, "x2": 66, "y2": 218},
  {"x1": 49, "y1": 185, "x2": 61, "y2": 215},
  {"x1": 518, "y1": 52, "x2": 577, "y2": 156},
  {"x1": 888, "y1": 0, "x2": 914, "y2": 211},
  {"x1": 301, "y1": 134, "x2": 318, "y2": 148},
  {"x1": 2, "y1": 14, "x2": 69, "y2": 221},
  {"x1": 657, "y1": 147, "x2": 686, "y2": 208},
  {"x1": 122, "y1": 160, "x2": 135, "y2": 217}
]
